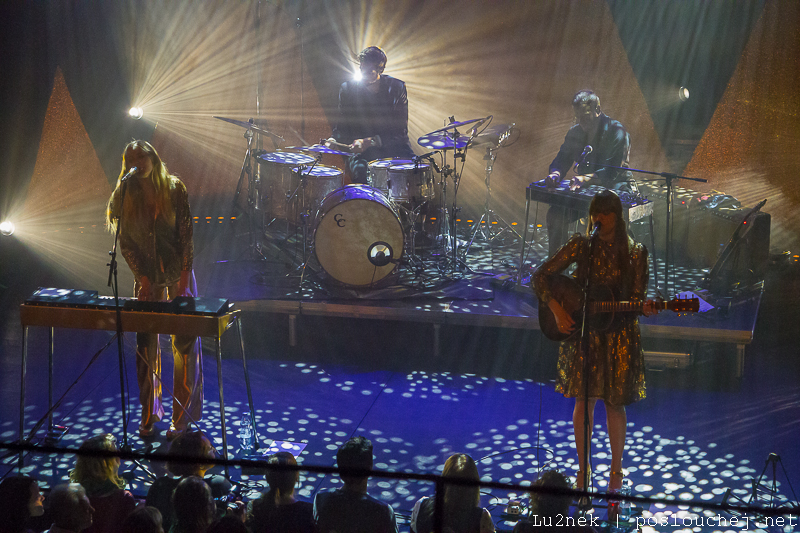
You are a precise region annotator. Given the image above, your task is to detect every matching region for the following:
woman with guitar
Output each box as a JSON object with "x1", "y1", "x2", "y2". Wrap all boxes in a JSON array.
[{"x1": 533, "y1": 189, "x2": 660, "y2": 499}]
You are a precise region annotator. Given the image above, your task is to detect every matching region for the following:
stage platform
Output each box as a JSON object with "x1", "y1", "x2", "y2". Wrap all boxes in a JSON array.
[{"x1": 200, "y1": 225, "x2": 764, "y2": 378}]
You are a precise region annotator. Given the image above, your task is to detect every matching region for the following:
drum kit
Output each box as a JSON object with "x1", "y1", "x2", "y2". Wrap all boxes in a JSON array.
[{"x1": 216, "y1": 115, "x2": 517, "y2": 289}]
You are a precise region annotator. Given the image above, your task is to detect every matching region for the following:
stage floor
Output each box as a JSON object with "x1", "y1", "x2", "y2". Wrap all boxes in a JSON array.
[
  {"x1": 201, "y1": 222, "x2": 763, "y2": 378},
  {"x1": 1, "y1": 220, "x2": 798, "y2": 533}
]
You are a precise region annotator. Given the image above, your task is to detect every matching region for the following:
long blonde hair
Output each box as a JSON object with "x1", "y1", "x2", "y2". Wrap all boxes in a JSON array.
[
  {"x1": 106, "y1": 140, "x2": 177, "y2": 232},
  {"x1": 69, "y1": 433, "x2": 124, "y2": 488}
]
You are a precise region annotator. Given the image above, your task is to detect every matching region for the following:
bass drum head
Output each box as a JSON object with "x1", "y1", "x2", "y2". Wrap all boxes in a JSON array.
[{"x1": 314, "y1": 185, "x2": 404, "y2": 288}]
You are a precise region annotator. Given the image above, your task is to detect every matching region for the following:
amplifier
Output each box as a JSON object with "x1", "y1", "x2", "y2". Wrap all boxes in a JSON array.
[
  {"x1": 688, "y1": 208, "x2": 770, "y2": 275},
  {"x1": 631, "y1": 183, "x2": 704, "y2": 261}
]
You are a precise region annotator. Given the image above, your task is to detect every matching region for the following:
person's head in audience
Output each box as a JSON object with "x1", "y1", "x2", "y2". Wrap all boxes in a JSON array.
[
  {"x1": 336, "y1": 436, "x2": 373, "y2": 491},
  {"x1": 441, "y1": 453, "x2": 482, "y2": 510},
  {"x1": 167, "y1": 429, "x2": 216, "y2": 477},
  {"x1": 0, "y1": 475, "x2": 45, "y2": 533},
  {"x1": 171, "y1": 475, "x2": 215, "y2": 533},
  {"x1": 47, "y1": 483, "x2": 94, "y2": 532},
  {"x1": 207, "y1": 515, "x2": 248, "y2": 533},
  {"x1": 69, "y1": 433, "x2": 125, "y2": 489},
  {"x1": 528, "y1": 469, "x2": 572, "y2": 519},
  {"x1": 121, "y1": 506, "x2": 164, "y2": 533},
  {"x1": 265, "y1": 451, "x2": 299, "y2": 504}
]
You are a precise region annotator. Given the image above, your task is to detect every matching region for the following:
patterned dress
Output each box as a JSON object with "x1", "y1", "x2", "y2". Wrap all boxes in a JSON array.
[
  {"x1": 108, "y1": 176, "x2": 202, "y2": 428},
  {"x1": 534, "y1": 234, "x2": 648, "y2": 406}
]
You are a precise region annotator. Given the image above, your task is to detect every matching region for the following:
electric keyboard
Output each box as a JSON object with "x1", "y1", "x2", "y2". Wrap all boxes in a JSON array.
[
  {"x1": 526, "y1": 180, "x2": 654, "y2": 222},
  {"x1": 21, "y1": 288, "x2": 235, "y2": 337}
]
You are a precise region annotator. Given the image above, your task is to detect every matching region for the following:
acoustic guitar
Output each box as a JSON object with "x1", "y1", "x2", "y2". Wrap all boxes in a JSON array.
[{"x1": 538, "y1": 274, "x2": 700, "y2": 341}]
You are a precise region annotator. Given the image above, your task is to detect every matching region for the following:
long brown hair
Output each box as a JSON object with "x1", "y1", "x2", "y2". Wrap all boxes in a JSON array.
[
  {"x1": 442, "y1": 453, "x2": 481, "y2": 509},
  {"x1": 588, "y1": 189, "x2": 631, "y2": 277},
  {"x1": 106, "y1": 140, "x2": 176, "y2": 232}
]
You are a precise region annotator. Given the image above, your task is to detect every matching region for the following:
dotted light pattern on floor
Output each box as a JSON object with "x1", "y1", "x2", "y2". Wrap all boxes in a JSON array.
[{"x1": 4, "y1": 364, "x2": 791, "y2": 533}]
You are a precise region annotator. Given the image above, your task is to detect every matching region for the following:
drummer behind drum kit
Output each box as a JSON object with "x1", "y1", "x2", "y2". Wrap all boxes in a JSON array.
[{"x1": 215, "y1": 115, "x2": 517, "y2": 289}]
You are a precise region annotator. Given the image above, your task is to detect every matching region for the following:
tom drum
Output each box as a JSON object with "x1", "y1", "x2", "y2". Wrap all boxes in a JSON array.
[
  {"x1": 290, "y1": 165, "x2": 343, "y2": 223},
  {"x1": 257, "y1": 151, "x2": 316, "y2": 220}
]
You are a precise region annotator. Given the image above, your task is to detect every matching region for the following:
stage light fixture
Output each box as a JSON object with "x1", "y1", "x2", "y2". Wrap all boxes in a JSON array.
[
  {"x1": 128, "y1": 107, "x2": 144, "y2": 119},
  {"x1": 0, "y1": 220, "x2": 15, "y2": 236},
  {"x1": 678, "y1": 87, "x2": 690, "y2": 101},
  {"x1": 352, "y1": 70, "x2": 363, "y2": 82}
]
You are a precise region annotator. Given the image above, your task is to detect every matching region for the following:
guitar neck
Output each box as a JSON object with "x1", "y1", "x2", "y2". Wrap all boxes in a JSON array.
[
  {"x1": 589, "y1": 300, "x2": 664, "y2": 314},
  {"x1": 589, "y1": 298, "x2": 697, "y2": 314}
]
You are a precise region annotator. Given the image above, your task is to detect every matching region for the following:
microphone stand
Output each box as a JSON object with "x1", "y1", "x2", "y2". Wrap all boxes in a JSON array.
[
  {"x1": 582, "y1": 162, "x2": 707, "y2": 297},
  {"x1": 107, "y1": 179, "x2": 132, "y2": 451},
  {"x1": 577, "y1": 227, "x2": 599, "y2": 509}
]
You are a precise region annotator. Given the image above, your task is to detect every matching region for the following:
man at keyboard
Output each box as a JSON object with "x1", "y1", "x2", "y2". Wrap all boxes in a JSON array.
[
  {"x1": 544, "y1": 90, "x2": 634, "y2": 256},
  {"x1": 106, "y1": 140, "x2": 203, "y2": 440}
]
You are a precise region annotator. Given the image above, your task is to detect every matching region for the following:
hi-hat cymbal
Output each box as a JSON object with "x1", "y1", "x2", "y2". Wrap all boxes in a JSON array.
[
  {"x1": 417, "y1": 132, "x2": 469, "y2": 150},
  {"x1": 287, "y1": 144, "x2": 352, "y2": 156},
  {"x1": 425, "y1": 116, "x2": 490, "y2": 135},
  {"x1": 468, "y1": 124, "x2": 515, "y2": 147},
  {"x1": 213, "y1": 116, "x2": 285, "y2": 141}
]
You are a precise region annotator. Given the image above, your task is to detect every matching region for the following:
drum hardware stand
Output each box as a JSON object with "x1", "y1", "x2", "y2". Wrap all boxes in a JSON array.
[
  {"x1": 722, "y1": 453, "x2": 799, "y2": 522},
  {"x1": 441, "y1": 156, "x2": 473, "y2": 276},
  {"x1": 434, "y1": 165, "x2": 473, "y2": 278},
  {"x1": 396, "y1": 201, "x2": 428, "y2": 271},
  {"x1": 463, "y1": 143, "x2": 522, "y2": 259},
  {"x1": 747, "y1": 453, "x2": 798, "y2": 511},
  {"x1": 417, "y1": 117, "x2": 488, "y2": 277},
  {"x1": 215, "y1": 115, "x2": 286, "y2": 260},
  {"x1": 284, "y1": 158, "x2": 320, "y2": 276},
  {"x1": 229, "y1": 128, "x2": 268, "y2": 259}
]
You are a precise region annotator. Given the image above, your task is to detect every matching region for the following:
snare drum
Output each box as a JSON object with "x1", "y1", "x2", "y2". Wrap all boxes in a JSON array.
[
  {"x1": 257, "y1": 151, "x2": 316, "y2": 220},
  {"x1": 387, "y1": 162, "x2": 434, "y2": 203},
  {"x1": 368, "y1": 158, "x2": 414, "y2": 195},
  {"x1": 290, "y1": 165, "x2": 343, "y2": 223},
  {"x1": 314, "y1": 185, "x2": 404, "y2": 287}
]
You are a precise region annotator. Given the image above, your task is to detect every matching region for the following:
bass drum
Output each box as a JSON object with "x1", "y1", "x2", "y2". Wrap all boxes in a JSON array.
[{"x1": 314, "y1": 185, "x2": 404, "y2": 288}]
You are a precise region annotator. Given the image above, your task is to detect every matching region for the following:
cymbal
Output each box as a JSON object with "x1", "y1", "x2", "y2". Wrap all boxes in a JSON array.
[
  {"x1": 468, "y1": 124, "x2": 514, "y2": 147},
  {"x1": 287, "y1": 144, "x2": 352, "y2": 156},
  {"x1": 417, "y1": 132, "x2": 469, "y2": 150},
  {"x1": 425, "y1": 116, "x2": 490, "y2": 135},
  {"x1": 213, "y1": 116, "x2": 284, "y2": 141}
]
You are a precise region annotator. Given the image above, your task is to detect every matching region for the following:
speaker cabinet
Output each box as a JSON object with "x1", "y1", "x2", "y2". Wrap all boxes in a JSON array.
[{"x1": 632, "y1": 183, "x2": 703, "y2": 263}]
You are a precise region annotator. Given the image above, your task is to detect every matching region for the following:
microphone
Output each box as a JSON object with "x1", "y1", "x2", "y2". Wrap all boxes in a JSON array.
[
  {"x1": 590, "y1": 221, "x2": 602, "y2": 239},
  {"x1": 414, "y1": 152, "x2": 442, "y2": 173},
  {"x1": 121, "y1": 167, "x2": 139, "y2": 182},
  {"x1": 368, "y1": 242, "x2": 395, "y2": 267},
  {"x1": 574, "y1": 145, "x2": 592, "y2": 172},
  {"x1": 414, "y1": 151, "x2": 438, "y2": 161}
]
